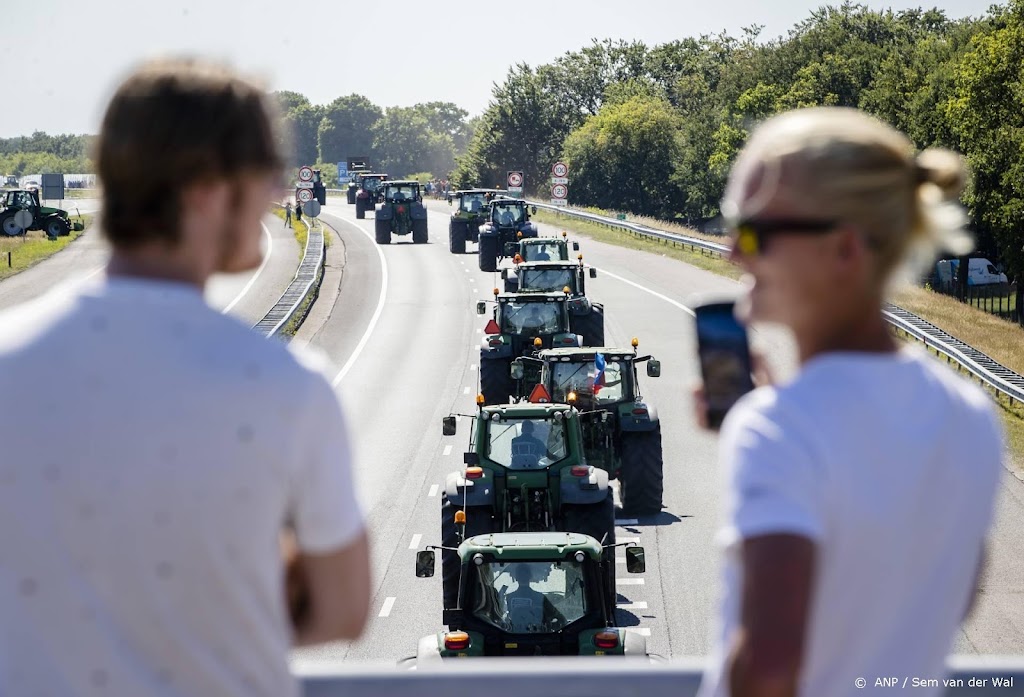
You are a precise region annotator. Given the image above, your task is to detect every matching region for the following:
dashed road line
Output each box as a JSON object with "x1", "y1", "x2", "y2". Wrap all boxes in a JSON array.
[
  {"x1": 617, "y1": 601, "x2": 648, "y2": 610},
  {"x1": 428, "y1": 484, "x2": 439, "y2": 497},
  {"x1": 443, "y1": 445, "x2": 453, "y2": 457},
  {"x1": 463, "y1": 386, "x2": 471, "y2": 394},
  {"x1": 617, "y1": 537, "x2": 640, "y2": 544},
  {"x1": 409, "y1": 534, "x2": 422, "y2": 550},
  {"x1": 627, "y1": 628, "x2": 652, "y2": 637},
  {"x1": 379, "y1": 597, "x2": 397, "y2": 617},
  {"x1": 617, "y1": 578, "x2": 645, "y2": 586}
]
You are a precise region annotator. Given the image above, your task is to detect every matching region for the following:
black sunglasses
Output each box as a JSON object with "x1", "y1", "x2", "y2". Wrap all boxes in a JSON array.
[{"x1": 731, "y1": 218, "x2": 839, "y2": 256}]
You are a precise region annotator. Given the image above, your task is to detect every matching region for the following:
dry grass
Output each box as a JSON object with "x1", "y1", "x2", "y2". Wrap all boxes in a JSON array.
[
  {"x1": 891, "y1": 285, "x2": 1024, "y2": 376},
  {"x1": 0, "y1": 214, "x2": 93, "y2": 281}
]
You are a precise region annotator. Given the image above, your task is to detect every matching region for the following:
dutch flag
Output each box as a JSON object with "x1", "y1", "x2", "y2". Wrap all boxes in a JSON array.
[{"x1": 593, "y1": 353, "x2": 606, "y2": 394}]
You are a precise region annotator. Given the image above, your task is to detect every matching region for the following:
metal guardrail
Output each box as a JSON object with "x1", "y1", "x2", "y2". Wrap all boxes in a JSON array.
[
  {"x1": 252, "y1": 220, "x2": 325, "y2": 338},
  {"x1": 294, "y1": 657, "x2": 1024, "y2": 696},
  {"x1": 529, "y1": 200, "x2": 1024, "y2": 406}
]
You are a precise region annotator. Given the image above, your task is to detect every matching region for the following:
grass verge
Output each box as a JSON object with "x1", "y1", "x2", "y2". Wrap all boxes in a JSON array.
[
  {"x1": 0, "y1": 214, "x2": 94, "y2": 281},
  {"x1": 269, "y1": 205, "x2": 331, "y2": 257}
]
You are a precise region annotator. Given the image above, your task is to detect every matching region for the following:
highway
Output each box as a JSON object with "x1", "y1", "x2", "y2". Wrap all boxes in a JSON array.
[{"x1": 0, "y1": 198, "x2": 300, "y2": 323}]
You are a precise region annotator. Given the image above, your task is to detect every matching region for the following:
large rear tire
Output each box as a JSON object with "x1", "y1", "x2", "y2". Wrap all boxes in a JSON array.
[
  {"x1": 356, "y1": 198, "x2": 367, "y2": 219},
  {"x1": 347, "y1": 189, "x2": 356, "y2": 204},
  {"x1": 375, "y1": 218, "x2": 391, "y2": 244},
  {"x1": 571, "y1": 302, "x2": 605, "y2": 347},
  {"x1": 45, "y1": 217, "x2": 69, "y2": 239},
  {"x1": 413, "y1": 218, "x2": 428, "y2": 244},
  {"x1": 480, "y1": 356, "x2": 513, "y2": 405},
  {"x1": 449, "y1": 221, "x2": 467, "y2": 254},
  {"x1": 441, "y1": 495, "x2": 495, "y2": 611},
  {"x1": 478, "y1": 234, "x2": 498, "y2": 272},
  {"x1": 562, "y1": 491, "x2": 616, "y2": 617},
  {"x1": 619, "y1": 426, "x2": 664, "y2": 515}
]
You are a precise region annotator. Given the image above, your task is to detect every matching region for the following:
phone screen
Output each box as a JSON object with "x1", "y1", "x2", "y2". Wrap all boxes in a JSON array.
[{"x1": 694, "y1": 301, "x2": 754, "y2": 429}]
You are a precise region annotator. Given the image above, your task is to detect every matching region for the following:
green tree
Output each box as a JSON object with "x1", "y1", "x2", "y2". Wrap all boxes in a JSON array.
[{"x1": 316, "y1": 94, "x2": 381, "y2": 165}]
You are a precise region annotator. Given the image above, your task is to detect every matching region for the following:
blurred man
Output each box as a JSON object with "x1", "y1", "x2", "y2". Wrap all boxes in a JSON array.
[{"x1": 0, "y1": 59, "x2": 370, "y2": 697}]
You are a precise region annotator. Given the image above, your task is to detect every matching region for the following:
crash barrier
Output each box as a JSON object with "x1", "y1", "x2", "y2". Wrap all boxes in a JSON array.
[
  {"x1": 252, "y1": 220, "x2": 325, "y2": 338},
  {"x1": 294, "y1": 656, "x2": 1024, "y2": 696},
  {"x1": 527, "y1": 201, "x2": 1024, "y2": 407}
]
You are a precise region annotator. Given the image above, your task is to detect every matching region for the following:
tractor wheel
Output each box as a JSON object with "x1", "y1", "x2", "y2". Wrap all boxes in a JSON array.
[
  {"x1": 441, "y1": 495, "x2": 494, "y2": 610},
  {"x1": 45, "y1": 217, "x2": 69, "y2": 239},
  {"x1": 347, "y1": 189, "x2": 356, "y2": 204},
  {"x1": 356, "y1": 198, "x2": 367, "y2": 219},
  {"x1": 572, "y1": 302, "x2": 605, "y2": 347},
  {"x1": 478, "y1": 234, "x2": 498, "y2": 272},
  {"x1": 1, "y1": 212, "x2": 23, "y2": 237},
  {"x1": 619, "y1": 425, "x2": 664, "y2": 515},
  {"x1": 375, "y1": 218, "x2": 391, "y2": 245},
  {"x1": 413, "y1": 219, "x2": 428, "y2": 244},
  {"x1": 562, "y1": 491, "x2": 617, "y2": 616},
  {"x1": 479, "y1": 357, "x2": 513, "y2": 405},
  {"x1": 449, "y1": 221, "x2": 466, "y2": 254}
]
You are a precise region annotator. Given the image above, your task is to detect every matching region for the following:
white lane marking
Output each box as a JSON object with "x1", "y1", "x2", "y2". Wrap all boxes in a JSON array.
[
  {"x1": 331, "y1": 217, "x2": 388, "y2": 387},
  {"x1": 379, "y1": 597, "x2": 397, "y2": 617},
  {"x1": 616, "y1": 519, "x2": 639, "y2": 526},
  {"x1": 476, "y1": 328, "x2": 482, "y2": 334},
  {"x1": 618, "y1": 601, "x2": 648, "y2": 610},
  {"x1": 222, "y1": 222, "x2": 273, "y2": 314},
  {"x1": 470, "y1": 365, "x2": 478, "y2": 372},
  {"x1": 463, "y1": 386, "x2": 471, "y2": 394},
  {"x1": 443, "y1": 445, "x2": 453, "y2": 457},
  {"x1": 428, "y1": 484, "x2": 439, "y2": 497},
  {"x1": 464, "y1": 268, "x2": 470, "y2": 273},
  {"x1": 409, "y1": 534, "x2": 422, "y2": 550},
  {"x1": 617, "y1": 578, "x2": 645, "y2": 586},
  {"x1": 616, "y1": 558, "x2": 626, "y2": 565},
  {"x1": 627, "y1": 628, "x2": 652, "y2": 637},
  {"x1": 592, "y1": 266, "x2": 695, "y2": 317}
]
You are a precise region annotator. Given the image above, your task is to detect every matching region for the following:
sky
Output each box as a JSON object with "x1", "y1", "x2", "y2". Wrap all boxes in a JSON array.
[{"x1": 0, "y1": 0, "x2": 1000, "y2": 138}]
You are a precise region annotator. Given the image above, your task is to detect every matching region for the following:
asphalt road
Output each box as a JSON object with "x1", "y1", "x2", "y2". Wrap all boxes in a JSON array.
[
  {"x1": 0, "y1": 198, "x2": 299, "y2": 324},
  {"x1": 292, "y1": 196, "x2": 1024, "y2": 669}
]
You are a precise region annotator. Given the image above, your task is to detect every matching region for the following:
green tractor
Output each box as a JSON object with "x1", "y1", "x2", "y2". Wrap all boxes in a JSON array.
[
  {"x1": 345, "y1": 158, "x2": 371, "y2": 204},
  {"x1": 1, "y1": 189, "x2": 84, "y2": 238},
  {"x1": 477, "y1": 198, "x2": 539, "y2": 272},
  {"x1": 511, "y1": 343, "x2": 665, "y2": 514},
  {"x1": 354, "y1": 173, "x2": 388, "y2": 219},
  {"x1": 438, "y1": 401, "x2": 617, "y2": 613},
  {"x1": 516, "y1": 231, "x2": 579, "y2": 262},
  {"x1": 447, "y1": 188, "x2": 504, "y2": 254},
  {"x1": 374, "y1": 180, "x2": 428, "y2": 244},
  {"x1": 502, "y1": 256, "x2": 604, "y2": 346},
  {"x1": 410, "y1": 532, "x2": 647, "y2": 661},
  {"x1": 477, "y1": 291, "x2": 582, "y2": 405}
]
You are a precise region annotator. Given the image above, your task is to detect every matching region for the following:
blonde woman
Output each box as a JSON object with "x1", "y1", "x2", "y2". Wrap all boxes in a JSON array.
[{"x1": 698, "y1": 107, "x2": 1003, "y2": 697}]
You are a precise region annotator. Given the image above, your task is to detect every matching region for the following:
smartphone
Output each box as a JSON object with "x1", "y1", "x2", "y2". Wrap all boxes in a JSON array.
[{"x1": 693, "y1": 300, "x2": 754, "y2": 429}]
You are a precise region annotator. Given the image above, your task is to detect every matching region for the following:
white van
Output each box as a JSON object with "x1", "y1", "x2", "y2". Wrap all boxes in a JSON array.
[{"x1": 934, "y1": 258, "x2": 1008, "y2": 288}]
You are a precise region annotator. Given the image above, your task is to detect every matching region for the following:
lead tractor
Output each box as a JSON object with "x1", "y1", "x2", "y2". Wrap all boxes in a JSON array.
[
  {"x1": 374, "y1": 180, "x2": 428, "y2": 244},
  {"x1": 1, "y1": 189, "x2": 84, "y2": 238},
  {"x1": 409, "y1": 532, "x2": 647, "y2": 662},
  {"x1": 438, "y1": 400, "x2": 617, "y2": 612}
]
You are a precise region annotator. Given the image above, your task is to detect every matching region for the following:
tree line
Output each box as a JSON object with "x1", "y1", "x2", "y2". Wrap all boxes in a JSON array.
[
  {"x1": 453, "y1": 1, "x2": 1024, "y2": 284},
  {"x1": 0, "y1": 132, "x2": 94, "y2": 177}
]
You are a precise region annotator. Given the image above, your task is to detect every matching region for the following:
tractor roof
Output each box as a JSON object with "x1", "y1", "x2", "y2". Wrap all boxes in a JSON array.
[
  {"x1": 460, "y1": 532, "x2": 603, "y2": 561},
  {"x1": 360, "y1": 173, "x2": 388, "y2": 179},
  {"x1": 521, "y1": 237, "x2": 566, "y2": 245},
  {"x1": 515, "y1": 261, "x2": 580, "y2": 270},
  {"x1": 385, "y1": 180, "x2": 420, "y2": 186},
  {"x1": 539, "y1": 347, "x2": 638, "y2": 361},
  {"x1": 480, "y1": 402, "x2": 574, "y2": 418},
  {"x1": 491, "y1": 198, "x2": 528, "y2": 205},
  {"x1": 497, "y1": 292, "x2": 568, "y2": 302}
]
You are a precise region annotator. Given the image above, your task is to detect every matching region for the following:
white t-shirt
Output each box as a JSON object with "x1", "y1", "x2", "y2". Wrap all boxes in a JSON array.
[
  {"x1": 699, "y1": 348, "x2": 1002, "y2": 697},
  {"x1": 0, "y1": 277, "x2": 364, "y2": 697}
]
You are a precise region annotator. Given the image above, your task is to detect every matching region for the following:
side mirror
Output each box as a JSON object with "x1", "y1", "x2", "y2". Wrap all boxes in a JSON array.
[
  {"x1": 531, "y1": 205, "x2": 537, "y2": 215},
  {"x1": 510, "y1": 361, "x2": 524, "y2": 380},
  {"x1": 415, "y1": 550, "x2": 436, "y2": 578},
  {"x1": 588, "y1": 268, "x2": 597, "y2": 278},
  {"x1": 476, "y1": 301, "x2": 487, "y2": 315},
  {"x1": 646, "y1": 359, "x2": 661, "y2": 378},
  {"x1": 500, "y1": 269, "x2": 508, "y2": 280},
  {"x1": 625, "y1": 546, "x2": 646, "y2": 574},
  {"x1": 442, "y1": 416, "x2": 457, "y2": 436}
]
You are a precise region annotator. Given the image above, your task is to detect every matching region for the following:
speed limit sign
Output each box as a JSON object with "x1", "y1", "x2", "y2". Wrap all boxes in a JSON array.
[
  {"x1": 551, "y1": 183, "x2": 568, "y2": 199},
  {"x1": 298, "y1": 166, "x2": 314, "y2": 182},
  {"x1": 297, "y1": 188, "x2": 313, "y2": 203},
  {"x1": 551, "y1": 162, "x2": 568, "y2": 178}
]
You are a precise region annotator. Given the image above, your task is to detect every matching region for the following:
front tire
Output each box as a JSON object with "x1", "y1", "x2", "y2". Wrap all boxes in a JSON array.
[
  {"x1": 619, "y1": 426, "x2": 664, "y2": 515},
  {"x1": 449, "y1": 221, "x2": 467, "y2": 254},
  {"x1": 478, "y1": 234, "x2": 498, "y2": 272},
  {"x1": 45, "y1": 217, "x2": 69, "y2": 239},
  {"x1": 356, "y1": 198, "x2": 367, "y2": 219},
  {"x1": 441, "y1": 495, "x2": 495, "y2": 610}
]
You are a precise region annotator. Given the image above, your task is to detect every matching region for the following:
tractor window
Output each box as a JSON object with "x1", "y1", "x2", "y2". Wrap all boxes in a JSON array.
[
  {"x1": 519, "y1": 268, "x2": 576, "y2": 293},
  {"x1": 550, "y1": 359, "x2": 629, "y2": 406},
  {"x1": 460, "y1": 193, "x2": 487, "y2": 214},
  {"x1": 486, "y1": 417, "x2": 567, "y2": 469},
  {"x1": 387, "y1": 185, "x2": 418, "y2": 202},
  {"x1": 13, "y1": 192, "x2": 34, "y2": 207},
  {"x1": 500, "y1": 301, "x2": 564, "y2": 335},
  {"x1": 472, "y1": 560, "x2": 588, "y2": 634},
  {"x1": 523, "y1": 242, "x2": 564, "y2": 261},
  {"x1": 363, "y1": 178, "x2": 383, "y2": 192},
  {"x1": 493, "y1": 204, "x2": 525, "y2": 225}
]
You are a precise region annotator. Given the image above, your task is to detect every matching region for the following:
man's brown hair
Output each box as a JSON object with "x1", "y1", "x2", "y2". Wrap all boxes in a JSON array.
[{"x1": 96, "y1": 59, "x2": 284, "y2": 249}]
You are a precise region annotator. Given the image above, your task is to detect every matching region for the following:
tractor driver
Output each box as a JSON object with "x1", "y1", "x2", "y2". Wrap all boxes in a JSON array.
[
  {"x1": 510, "y1": 420, "x2": 546, "y2": 468},
  {"x1": 502, "y1": 563, "x2": 564, "y2": 631},
  {"x1": 516, "y1": 304, "x2": 553, "y2": 334}
]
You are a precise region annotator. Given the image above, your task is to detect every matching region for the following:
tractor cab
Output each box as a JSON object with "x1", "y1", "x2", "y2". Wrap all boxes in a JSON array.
[
  {"x1": 518, "y1": 233, "x2": 578, "y2": 262},
  {"x1": 477, "y1": 198, "x2": 539, "y2": 272}
]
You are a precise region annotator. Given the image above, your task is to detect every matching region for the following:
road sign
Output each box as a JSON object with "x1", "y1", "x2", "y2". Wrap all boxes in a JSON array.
[
  {"x1": 551, "y1": 161, "x2": 568, "y2": 178},
  {"x1": 302, "y1": 200, "x2": 321, "y2": 218},
  {"x1": 507, "y1": 171, "x2": 524, "y2": 191},
  {"x1": 297, "y1": 188, "x2": 314, "y2": 203},
  {"x1": 549, "y1": 199, "x2": 568, "y2": 207},
  {"x1": 551, "y1": 177, "x2": 569, "y2": 185},
  {"x1": 296, "y1": 181, "x2": 314, "y2": 189},
  {"x1": 551, "y1": 183, "x2": 568, "y2": 199},
  {"x1": 298, "y1": 166, "x2": 314, "y2": 182},
  {"x1": 13, "y1": 210, "x2": 32, "y2": 231}
]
